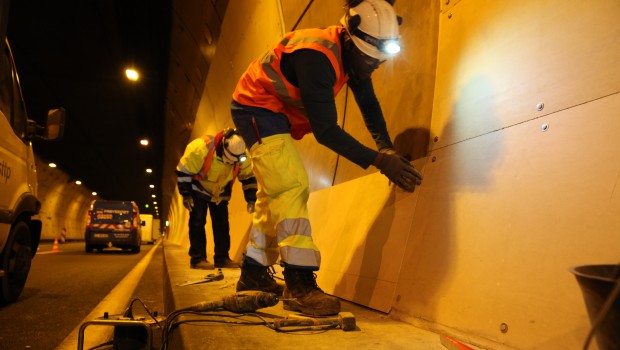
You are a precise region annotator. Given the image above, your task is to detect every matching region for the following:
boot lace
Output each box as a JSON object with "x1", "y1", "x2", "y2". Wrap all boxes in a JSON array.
[
  {"x1": 301, "y1": 272, "x2": 322, "y2": 292},
  {"x1": 259, "y1": 265, "x2": 283, "y2": 282}
]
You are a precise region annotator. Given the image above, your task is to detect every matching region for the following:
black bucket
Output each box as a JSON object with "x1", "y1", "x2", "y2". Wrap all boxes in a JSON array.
[{"x1": 570, "y1": 264, "x2": 620, "y2": 350}]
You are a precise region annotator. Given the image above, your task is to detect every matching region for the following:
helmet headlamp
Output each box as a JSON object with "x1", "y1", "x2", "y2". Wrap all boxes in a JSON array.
[
  {"x1": 383, "y1": 40, "x2": 401, "y2": 54},
  {"x1": 351, "y1": 27, "x2": 401, "y2": 56},
  {"x1": 223, "y1": 147, "x2": 247, "y2": 164}
]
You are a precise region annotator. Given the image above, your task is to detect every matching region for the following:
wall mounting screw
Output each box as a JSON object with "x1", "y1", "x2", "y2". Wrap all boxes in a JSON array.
[
  {"x1": 500, "y1": 323, "x2": 508, "y2": 333},
  {"x1": 536, "y1": 102, "x2": 544, "y2": 111},
  {"x1": 448, "y1": 13, "x2": 453, "y2": 19},
  {"x1": 541, "y1": 123, "x2": 549, "y2": 132},
  {"x1": 434, "y1": 136, "x2": 439, "y2": 142},
  {"x1": 432, "y1": 156, "x2": 437, "y2": 162},
  {"x1": 445, "y1": 0, "x2": 450, "y2": 4}
]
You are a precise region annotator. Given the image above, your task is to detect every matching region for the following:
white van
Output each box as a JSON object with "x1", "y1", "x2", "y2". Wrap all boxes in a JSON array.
[{"x1": 0, "y1": 38, "x2": 65, "y2": 303}]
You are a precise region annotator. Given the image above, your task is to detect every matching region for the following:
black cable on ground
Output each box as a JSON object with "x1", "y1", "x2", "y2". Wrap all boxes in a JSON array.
[
  {"x1": 160, "y1": 311, "x2": 273, "y2": 350},
  {"x1": 126, "y1": 297, "x2": 163, "y2": 328}
]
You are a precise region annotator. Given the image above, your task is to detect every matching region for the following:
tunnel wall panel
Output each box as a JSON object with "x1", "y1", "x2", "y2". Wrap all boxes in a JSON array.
[{"x1": 35, "y1": 156, "x2": 93, "y2": 241}]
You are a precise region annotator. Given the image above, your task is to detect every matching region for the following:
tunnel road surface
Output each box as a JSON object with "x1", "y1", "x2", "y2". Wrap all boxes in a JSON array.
[{"x1": 0, "y1": 240, "x2": 164, "y2": 350}]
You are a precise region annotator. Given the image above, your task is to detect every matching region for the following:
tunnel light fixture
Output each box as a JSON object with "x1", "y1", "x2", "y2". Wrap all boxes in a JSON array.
[
  {"x1": 151, "y1": 194, "x2": 156, "y2": 198},
  {"x1": 140, "y1": 138, "x2": 149, "y2": 146},
  {"x1": 153, "y1": 201, "x2": 157, "y2": 205},
  {"x1": 146, "y1": 168, "x2": 153, "y2": 173},
  {"x1": 75, "y1": 180, "x2": 82, "y2": 185},
  {"x1": 149, "y1": 184, "x2": 155, "y2": 188},
  {"x1": 49, "y1": 163, "x2": 57, "y2": 168},
  {"x1": 125, "y1": 68, "x2": 139, "y2": 81},
  {"x1": 91, "y1": 192, "x2": 97, "y2": 196}
]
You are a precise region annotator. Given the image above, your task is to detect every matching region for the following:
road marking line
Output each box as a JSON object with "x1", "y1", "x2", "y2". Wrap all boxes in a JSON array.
[
  {"x1": 55, "y1": 240, "x2": 162, "y2": 350},
  {"x1": 37, "y1": 250, "x2": 61, "y2": 255}
]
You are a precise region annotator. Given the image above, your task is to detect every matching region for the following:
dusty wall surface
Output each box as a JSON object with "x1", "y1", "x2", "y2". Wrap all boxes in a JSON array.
[{"x1": 387, "y1": 1, "x2": 619, "y2": 349}]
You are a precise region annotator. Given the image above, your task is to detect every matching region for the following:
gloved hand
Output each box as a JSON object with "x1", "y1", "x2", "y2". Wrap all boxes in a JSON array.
[
  {"x1": 247, "y1": 201, "x2": 255, "y2": 214},
  {"x1": 374, "y1": 152, "x2": 423, "y2": 192},
  {"x1": 182, "y1": 196, "x2": 194, "y2": 212},
  {"x1": 379, "y1": 148, "x2": 397, "y2": 155}
]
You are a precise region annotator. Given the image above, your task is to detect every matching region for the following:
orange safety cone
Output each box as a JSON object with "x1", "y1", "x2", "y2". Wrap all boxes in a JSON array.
[{"x1": 52, "y1": 237, "x2": 60, "y2": 253}]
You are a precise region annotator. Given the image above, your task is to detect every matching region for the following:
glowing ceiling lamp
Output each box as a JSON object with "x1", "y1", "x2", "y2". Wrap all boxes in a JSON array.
[{"x1": 125, "y1": 68, "x2": 139, "y2": 81}]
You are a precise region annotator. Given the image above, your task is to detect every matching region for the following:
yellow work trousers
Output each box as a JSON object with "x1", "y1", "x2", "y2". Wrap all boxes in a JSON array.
[{"x1": 245, "y1": 134, "x2": 321, "y2": 269}]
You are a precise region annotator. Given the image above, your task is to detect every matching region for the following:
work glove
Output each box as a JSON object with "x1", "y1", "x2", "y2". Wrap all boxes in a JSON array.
[
  {"x1": 379, "y1": 148, "x2": 397, "y2": 156},
  {"x1": 182, "y1": 196, "x2": 194, "y2": 212},
  {"x1": 247, "y1": 201, "x2": 255, "y2": 214},
  {"x1": 374, "y1": 152, "x2": 423, "y2": 192}
]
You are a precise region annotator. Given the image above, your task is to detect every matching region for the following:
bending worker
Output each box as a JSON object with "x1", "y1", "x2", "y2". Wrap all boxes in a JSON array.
[
  {"x1": 231, "y1": 0, "x2": 423, "y2": 316},
  {"x1": 176, "y1": 128, "x2": 258, "y2": 269}
]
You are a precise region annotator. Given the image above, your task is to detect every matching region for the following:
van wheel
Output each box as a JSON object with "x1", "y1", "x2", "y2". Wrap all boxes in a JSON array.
[
  {"x1": 85, "y1": 244, "x2": 93, "y2": 253},
  {"x1": 131, "y1": 245, "x2": 140, "y2": 254},
  {"x1": 0, "y1": 222, "x2": 32, "y2": 304}
]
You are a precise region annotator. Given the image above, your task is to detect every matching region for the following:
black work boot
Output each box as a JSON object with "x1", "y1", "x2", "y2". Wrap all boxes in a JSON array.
[
  {"x1": 282, "y1": 268, "x2": 340, "y2": 316},
  {"x1": 214, "y1": 257, "x2": 240, "y2": 268},
  {"x1": 236, "y1": 262, "x2": 284, "y2": 295}
]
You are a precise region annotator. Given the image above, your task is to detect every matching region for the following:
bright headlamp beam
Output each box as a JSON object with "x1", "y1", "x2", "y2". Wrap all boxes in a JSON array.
[{"x1": 383, "y1": 40, "x2": 401, "y2": 54}]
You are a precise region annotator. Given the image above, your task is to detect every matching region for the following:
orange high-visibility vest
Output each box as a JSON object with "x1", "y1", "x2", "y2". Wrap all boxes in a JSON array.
[{"x1": 232, "y1": 26, "x2": 349, "y2": 140}]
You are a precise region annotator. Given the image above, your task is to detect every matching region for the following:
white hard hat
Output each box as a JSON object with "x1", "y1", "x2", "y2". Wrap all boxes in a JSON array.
[
  {"x1": 222, "y1": 129, "x2": 247, "y2": 164},
  {"x1": 341, "y1": 0, "x2": 402, "y2": 61}
]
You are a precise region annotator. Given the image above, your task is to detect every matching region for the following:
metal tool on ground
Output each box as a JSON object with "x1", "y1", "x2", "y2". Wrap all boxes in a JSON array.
[
  {"x1": 273, "y1": 311, "x2": 356, "y2": 332},
  {"x1": 180, "y1": 291, "x2": 279, "y2": 313},
  {"x1": 176, "y1": 268, "x2": 224, "y2": 286}
]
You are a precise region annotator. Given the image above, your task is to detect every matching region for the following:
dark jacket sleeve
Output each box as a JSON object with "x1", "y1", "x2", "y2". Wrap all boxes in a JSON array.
[
  {"x1": 284, "y1": 49, "x2": 383, "y2": 169},
  {"x1": 240, "y1": 177, "x2": 257, "y2": 203},
  {"x1": 238, "y1": 158, "x2": 257, "y2": 203},
  {"x1": 175, "y1": 170, "x2": 193, "y2": 197},
  {"x1": 347, "y1": 77, "x2": 394, "y2": 151}
]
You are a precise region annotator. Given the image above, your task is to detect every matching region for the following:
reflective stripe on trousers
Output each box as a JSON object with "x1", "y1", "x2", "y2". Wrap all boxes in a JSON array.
[{"x1": 245, "y1": 134, "x2": 321, "y2": 268}]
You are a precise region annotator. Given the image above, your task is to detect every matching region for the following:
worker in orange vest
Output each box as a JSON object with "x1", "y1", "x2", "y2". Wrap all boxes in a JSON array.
[
  {"x1": 230, "y1": 0, "x2": 422, "y2": 316},
  {"x1": 176, "y1": 128, "x2": 257, "y2": 269}
]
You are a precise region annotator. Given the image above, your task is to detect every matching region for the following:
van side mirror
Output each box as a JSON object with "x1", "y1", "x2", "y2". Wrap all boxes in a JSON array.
[
  {"x1": 45, "y1": 108, "x2": 66, "y2": 140},
  {"x1": 141, "y1": 220, "x2": 146, "y2": 226},
  {"x1": 26, "y1": 107, "x2": 66, "y2": 141}
]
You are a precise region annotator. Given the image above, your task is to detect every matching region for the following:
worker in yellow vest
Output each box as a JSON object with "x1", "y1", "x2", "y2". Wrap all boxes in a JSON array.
[
  {"x1": 230, "y1": 0, "x2": 422, "y2": 316},
  {"x1": 176, "y1": 128, "x2": 257, "y2": 269}
]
